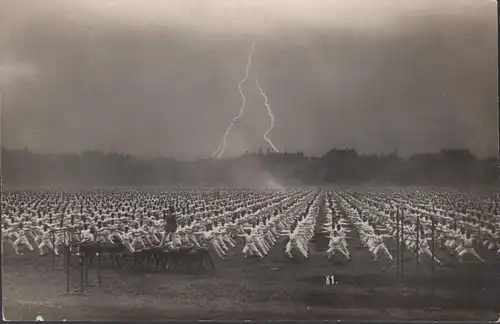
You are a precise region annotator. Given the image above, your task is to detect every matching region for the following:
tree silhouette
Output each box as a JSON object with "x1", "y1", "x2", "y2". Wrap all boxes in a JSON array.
[{"x1": 0, "y1": 147, "x2": 497, "y2": 187}]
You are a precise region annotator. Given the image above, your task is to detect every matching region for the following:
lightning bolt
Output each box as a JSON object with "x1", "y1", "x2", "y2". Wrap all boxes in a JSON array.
[
  {"x1": 255, "y1": 77, "x2": 279, "y2": 153},
  {"x1": 212, "y1": 42, "x2": 256, "y2": 158}
]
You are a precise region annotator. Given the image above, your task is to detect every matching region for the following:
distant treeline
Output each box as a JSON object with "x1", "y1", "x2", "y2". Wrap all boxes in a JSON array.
[{"x1": 1, "y1": 147, "x2": 498, "y2": 186}]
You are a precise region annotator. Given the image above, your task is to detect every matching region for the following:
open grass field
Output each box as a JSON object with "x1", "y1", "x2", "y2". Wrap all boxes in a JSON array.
[{"x1": 3, "y1": 187, "x2": 500, "y2": 321}]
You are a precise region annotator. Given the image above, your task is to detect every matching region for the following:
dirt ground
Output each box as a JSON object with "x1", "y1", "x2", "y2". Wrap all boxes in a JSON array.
[{"x1": 3, "y1": 226, "x2": 500, "y2": 321}]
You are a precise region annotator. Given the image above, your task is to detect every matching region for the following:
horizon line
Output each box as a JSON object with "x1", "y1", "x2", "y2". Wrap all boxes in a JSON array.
[{"x1": 1, "y1": 146, "x2": 498, "y2": 162}]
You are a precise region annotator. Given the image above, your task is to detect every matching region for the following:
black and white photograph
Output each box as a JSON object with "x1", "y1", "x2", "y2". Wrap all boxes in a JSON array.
[{"x1": 1, "y1": 0, "x2": 499, "y2": 321}]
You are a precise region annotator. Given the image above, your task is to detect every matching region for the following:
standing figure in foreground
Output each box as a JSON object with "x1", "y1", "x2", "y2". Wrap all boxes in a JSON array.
[
  {"x1": 457, "y1": 232, "x2": 485, "y2": 263},
  {"x1": 13, "y1": 222, "x2": 35, "y2": 255},
  {"x1": 365, "y1": 232, "x2": 394, "y2": 261},
  {"x1": 326, "y1": 229, "x2": 351, "y2": 261}
]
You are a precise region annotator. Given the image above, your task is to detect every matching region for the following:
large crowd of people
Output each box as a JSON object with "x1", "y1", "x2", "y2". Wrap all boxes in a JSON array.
[
  {"x1": 2, "y1": 188, "x2": 499, "y2": 266},
  {"x1": 330, "y1": 188, "x2": 500, "y2": 264}
]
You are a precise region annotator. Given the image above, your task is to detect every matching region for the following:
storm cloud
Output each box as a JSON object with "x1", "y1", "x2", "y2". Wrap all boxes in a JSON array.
[{"x1": 1, "y1": 0, "x2": 497, "y2": 159}]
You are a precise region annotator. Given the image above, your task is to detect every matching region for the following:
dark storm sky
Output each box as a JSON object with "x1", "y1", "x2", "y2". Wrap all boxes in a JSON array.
[{"x1": 0, "y1": 0, "x2": 498, "y2": 160}]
